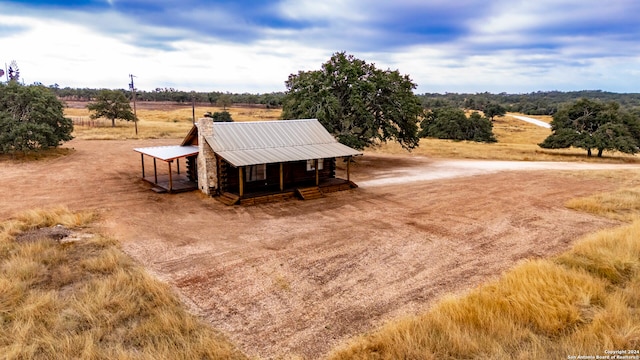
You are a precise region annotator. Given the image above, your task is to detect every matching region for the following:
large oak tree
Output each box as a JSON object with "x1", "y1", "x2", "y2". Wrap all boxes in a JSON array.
[
  {"x1": 282, "y1": 52, "x2": 422, "y2": 150},
  {"x1": 539, "y1": 98, "x2": 640, "y2": 157}
]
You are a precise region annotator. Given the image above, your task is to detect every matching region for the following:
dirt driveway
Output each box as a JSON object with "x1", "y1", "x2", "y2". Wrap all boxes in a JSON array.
[{"x1": 1, "y1": 139, "x2": 638, "y2": 359}]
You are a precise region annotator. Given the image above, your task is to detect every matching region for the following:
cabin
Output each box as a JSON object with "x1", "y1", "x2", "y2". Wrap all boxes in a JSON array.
[{"x1": 134, "y1": 118, "x2": 362, "y2": 205}]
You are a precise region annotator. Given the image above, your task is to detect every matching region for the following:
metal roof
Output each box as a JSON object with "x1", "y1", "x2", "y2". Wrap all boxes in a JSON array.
[
  {"x1": 133, "y1": 145, "x2": 199, "y2": 161},
  {"x1": 204, "y1": 119, "x2": 362, "y2": 167}
]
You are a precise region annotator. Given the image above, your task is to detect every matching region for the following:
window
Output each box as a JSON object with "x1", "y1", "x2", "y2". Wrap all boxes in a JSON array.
[
  {"x1": 245, "y1": 164, "x2": 266, "y2": 182},
  {"x1": 306, "y1": 159, "x2": 324, "y2": 171}
]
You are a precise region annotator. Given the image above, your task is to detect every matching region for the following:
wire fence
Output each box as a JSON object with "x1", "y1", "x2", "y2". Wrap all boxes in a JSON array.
[{"x1": 70, "y1": 116, "x2": 110, "y2": 127}]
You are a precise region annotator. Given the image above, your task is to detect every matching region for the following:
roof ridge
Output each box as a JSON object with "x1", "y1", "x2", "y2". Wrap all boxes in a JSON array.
[{"x1": 210, "y1": 118, "x2": 318, "y2": 125}]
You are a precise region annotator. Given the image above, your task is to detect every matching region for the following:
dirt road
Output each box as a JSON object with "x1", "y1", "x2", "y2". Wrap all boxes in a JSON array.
[
  {"x1": 1, "y1": 139, "x2": 637, "y2": 359},
  {"x1": 511, "y1": 114, "x2": 552, "y2": 128}
]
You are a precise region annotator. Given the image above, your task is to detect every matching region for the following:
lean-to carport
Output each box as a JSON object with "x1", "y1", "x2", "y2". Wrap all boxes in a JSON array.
[{"x1": 133, "y1": 145, "x2": 199, "y2": 193}]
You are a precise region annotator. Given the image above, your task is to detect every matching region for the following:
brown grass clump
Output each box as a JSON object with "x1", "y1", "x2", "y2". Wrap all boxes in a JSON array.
[
  {"x1": 328, "y1": 221, "x2": 640, "y2": 359},
  {"x1": 0, "y1": 207, "x2": 247, "y2": 360},
  {"x1": 566, "y1": 186, "x2": 640, "y2": 222}
]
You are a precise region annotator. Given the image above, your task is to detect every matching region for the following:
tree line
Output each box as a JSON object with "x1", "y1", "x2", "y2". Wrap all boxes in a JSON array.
[
  {"x1": 48, "y1": 85, "x2": 286, "y2": 108},
  {"x1": 48, "y1": 86, "x2": 640, "y2": 117},
  {"x1": 418, "y1": 90, "x2": 640, "y2": 115}
]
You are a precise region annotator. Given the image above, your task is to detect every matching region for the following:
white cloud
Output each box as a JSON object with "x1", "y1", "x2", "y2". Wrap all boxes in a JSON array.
[
  {"x1": 0, "y1": 13, "x2": 334, "y2": 92},
  {"x1": 2, "y1": 0, "x2": 639, "y2": 93},
  {"x1": 2, "y1": 15, "x2": 136, "y2": 85}
]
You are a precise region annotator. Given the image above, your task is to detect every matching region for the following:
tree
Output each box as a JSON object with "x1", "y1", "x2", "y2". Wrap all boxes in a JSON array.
[
  {"x1": 539, "y1": 98, "x2": 640, "y2": 157},
  {"x1": 216, "y1": 94, "x2": 232, "y2": 110},
  {"x1": 87, "y1": 89, "x2": 136, "y2": 127},
  {"x1": 0, "y1": 82, "x2": 73, "y2": 153},
  {"x1": 419, "y1": 107, "x2": 496, "y2": 143},
  {"x1": 204, "y1": 111, "x2": 233, "y2": 122},
  {"x1": 208, "y1": 91, "x2": 222, "y2": 105},
  {"x1": 483, "y1": 103, "x2": 506, "y2": 121},
  {"x1": 282, "y1": 52, "x2": 423, "y2": 150}
]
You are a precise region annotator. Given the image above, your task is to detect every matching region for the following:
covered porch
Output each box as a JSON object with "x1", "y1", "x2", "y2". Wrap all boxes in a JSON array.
[{"x1": 217, "y1": 156, "x2": 357, "y2": 205}]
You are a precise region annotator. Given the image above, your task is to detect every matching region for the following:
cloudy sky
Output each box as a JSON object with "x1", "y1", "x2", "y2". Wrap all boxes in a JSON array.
[{"x1": 1, "y1": 0, "x2": 639, "y2": 94}]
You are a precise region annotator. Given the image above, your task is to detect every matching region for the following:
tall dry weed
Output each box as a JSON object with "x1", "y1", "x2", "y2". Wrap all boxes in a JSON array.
[{"x1": 566, "y1": 187, "x2": 640, "y2": 222}]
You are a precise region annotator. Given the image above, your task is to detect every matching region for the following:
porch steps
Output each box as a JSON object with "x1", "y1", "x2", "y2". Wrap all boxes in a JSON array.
[
  {"x1": 296, "y1": 186, "x2": 323, "y2": 200},
  {"x1": 218, "y1": 192, "x2": 240, "y2": 206},
  {"x1": 321, "y1": 181, "x2": 358, "y2": 193}
]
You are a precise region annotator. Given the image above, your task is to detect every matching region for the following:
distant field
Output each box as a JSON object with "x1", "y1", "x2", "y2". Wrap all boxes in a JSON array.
[
  {"x1": 371, "y1": 113, "x2": 639, "y2": 163},
  {"x1": 65, "y1": 102, "x2": 281, "y2": 140},
  {"x1": 66, "y1": 103, "x2": 638, "y2": 162}
]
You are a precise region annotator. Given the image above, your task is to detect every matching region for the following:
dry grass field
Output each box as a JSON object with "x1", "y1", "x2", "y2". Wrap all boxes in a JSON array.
[
  {"x1": 0, "y1": 207, "x2": 246, "y2": 359},
  {"x1": 2, "y1": 102, "x2": 639, "y2": 358},
  {"x1": 66, "y1": 102, "x2": 634, "y2": 163},
  {"x1": 65, "y1": 101, "x2": 281, "y2": 140},
  {"x1": 372, "y1": 113, "x2": 640, "y2": 163}
]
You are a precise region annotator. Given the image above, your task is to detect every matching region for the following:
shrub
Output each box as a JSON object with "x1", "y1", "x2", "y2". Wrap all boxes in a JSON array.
[
  {"x1": 419, "y1": 107, "x2": 496, "y2": 143},
  {"x1": 204, "y1": 110, "x2": 233, "y2": 122}
]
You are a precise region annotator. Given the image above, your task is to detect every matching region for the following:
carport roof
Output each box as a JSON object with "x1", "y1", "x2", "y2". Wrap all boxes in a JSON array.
[
  {"x1": 203, "y1": 119, "x2": 362, "y2": 167},
  {"x1": 133, "y1": 145, "x2": 199, "y2": 162}
]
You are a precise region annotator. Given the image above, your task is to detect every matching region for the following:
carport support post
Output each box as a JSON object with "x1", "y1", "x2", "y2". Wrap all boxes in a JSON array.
[
  {"x1": 239, "y1": 167, "x2": 244, "y2": 198},
  {"x1": 168, "y1": 161, "x2": 173, "y2": 192},
  {"x1": 315, "y1": 159, "x2": 319, "y2": 186},
  {"x1": 279, "y1": 163, "x2": 284, "y2": 191},
  {"x1": 177, "y1": 158, "x2": 180, "y2": 174},
  {"x1": 153, "y1": 158, "x2": 158, "y2": 184},
  {"x1": 141, "y1": 154, "x2": 145, "y2": 178}
]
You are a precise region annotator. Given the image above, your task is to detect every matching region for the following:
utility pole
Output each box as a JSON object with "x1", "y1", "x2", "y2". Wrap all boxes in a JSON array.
[
  {"x1": 191, "y1": 91, "x2": 196, "y2": 124},
  {"x1": 129, "y1": 74, "x2": 138, "y2": 135}
]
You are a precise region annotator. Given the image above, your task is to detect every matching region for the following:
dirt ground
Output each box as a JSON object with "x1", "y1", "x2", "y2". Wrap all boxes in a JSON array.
[{"x1": 2, "y1": 138, "x2": 639, "y2": 359}]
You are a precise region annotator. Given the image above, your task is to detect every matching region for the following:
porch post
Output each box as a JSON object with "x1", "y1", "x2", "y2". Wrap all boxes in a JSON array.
[
  {"x1": 279, "y1": 163, "x2": 284, "y2": 191},
  {"x1": 239, "y1": 166, "x2": 244, "y2": 198},
  {"x1": 177, "y1": 158, "x2": 180, "y2": 174},
  {"x1": 168, "y1": 161, "x2": 173, "y2": 192},
  {"x1": 346, "y1": 157, "x2": 351, "y2": 182},
  {"x1": 315, "y1": 159, "x2": 319, "y2": 186}
]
